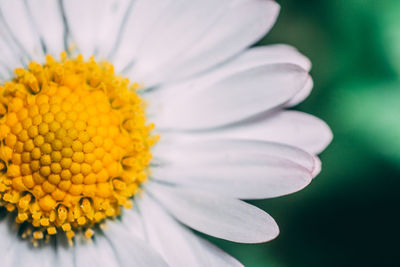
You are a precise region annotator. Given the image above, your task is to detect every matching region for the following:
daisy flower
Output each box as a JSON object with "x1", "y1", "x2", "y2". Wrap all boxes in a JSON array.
[{"x1": 0, "y1": 0, "x2": 332, "y2": 266}]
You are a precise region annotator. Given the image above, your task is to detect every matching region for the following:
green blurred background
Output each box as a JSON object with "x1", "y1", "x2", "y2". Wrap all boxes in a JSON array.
[{"x1": 213, "y1": 0, "x2": 400, "y2": 266}]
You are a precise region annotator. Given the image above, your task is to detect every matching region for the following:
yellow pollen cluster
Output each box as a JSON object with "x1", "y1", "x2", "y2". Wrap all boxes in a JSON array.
[{"x1": 0, "y1": 53, "x2": 158, "y2": 244}]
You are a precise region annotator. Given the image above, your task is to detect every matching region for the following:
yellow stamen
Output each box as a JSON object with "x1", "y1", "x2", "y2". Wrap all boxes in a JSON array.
[{"x1": 0, "y1": 53, "x2": 157, "y2": 244}]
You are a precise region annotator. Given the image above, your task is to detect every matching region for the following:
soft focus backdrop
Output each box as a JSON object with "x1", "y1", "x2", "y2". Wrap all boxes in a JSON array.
[{"x1": 211, "y1": 1, "x2": 399, "y2": 266}]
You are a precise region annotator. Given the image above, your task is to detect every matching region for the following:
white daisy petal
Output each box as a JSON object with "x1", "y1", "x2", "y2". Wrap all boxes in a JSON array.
[
  {"x1": 92, "y1": 0, "x2": 133, "y2": 59},
  {"x1": 14, "y1": 244, "x2": 56, "y2": 267},
  {"x1": 286, "y1": 76, "x2": 314, "y2": 107},
  {"x1": 0, "y1": 220, "x2": 56, "y2": 267},
  {"x1": 61, "y1": 0, "x2": 131, "y2": 58},
  {"x1": 120, "y1": 206, "x2": 146, "y2": 240},
  {"x1": 147, "y1": 182, "x2": 279, "y2": 243},
  {"x1": 194, "y1": 235, "x2": 244, "y2": 266},
  {"x1": 0, "y1": 219, "x2": 47, "y2": 267},
  {"x1": 61, "y1": 0, "x2": 99, "y2": 57},
  {"x1": 0, "y1": 49, "x2": 12, "y2": 80},
  {"x1": 118, "y1": 0, "x2": 280, "y2": 86},
  {"x1": 0, "y1": 220, "x2": 19, "y2": 266},
  {"x1": 25, "y1": 0, "x2": 65, "y2": 56},
  {"x1": 312, "y1": 156, "x2": 322, "y2": 178},
  {"x1": 146, "y1": 44, "x2": 311, "y2": 98},
  {"x1": 108, "y1": 0, "x2": 173, "y2": 71},
  {"x1": 156, "y1": 139, "x2": 316, "y2": 174},
  {"x1": 104, "y1": 222, "x2": 168, "y2": 267},
  {"x1": 170, "y1": 110, "x2": 332, "y2": 155},
  {"x1": 150, "y1": 63, "x2": 309, "y2": 130},
  {"x1": 0, "y1": 36, "x2": 19, "y2": 80},
  {"x1": 93, "y1": 237, "x2": 122, "y2": 267},
  {"x1": 214, "y1": 45, "x2": 313, "y2": 108},
  {"x1": 39, "y1": 247, "x2": 57, "y2": 267},
  {"x1": 217, "y1": 44, "x2": 311, "y2": 75},
  {"x1": 55, "y1": 236, "x2": 75, "y2": 267},
  {"x1": 153, "y1": 139, "x2": 314, "y2": 199},
  {"x1": 113, "y1": 0, "x2": 230, "y2": 74},
  {"x1": 74, "y1": 240, "x2": 104, "y2": 267},
  {"x1": 75, "y1": 237, "x2": 120, "y2": 267},
  {"x1": 11, "y1": 244, "x2": 36, "y2": 267},
  {"x1": 157, "y1": 44, "x2": 311, "y2": 94},
  {"x1": 0, "y1": 0, "x2": 45, "y2": 62},
  {"x1": 0, "y1": 64, "x2": 10, "y2": 81},
  {"x1": 138, "y1": 194, "x2": 243, "y2": 267}
]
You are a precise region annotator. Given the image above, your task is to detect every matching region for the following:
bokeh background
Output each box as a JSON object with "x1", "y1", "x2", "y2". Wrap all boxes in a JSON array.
[{"x1": 212, "y1": 0, "x2": 400, "y2": 266}]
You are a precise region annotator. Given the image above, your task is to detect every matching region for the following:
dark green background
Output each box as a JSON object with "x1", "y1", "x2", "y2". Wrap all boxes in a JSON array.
[{"x1": 215, "y1": 1, "x2": 400, "y2": 266}]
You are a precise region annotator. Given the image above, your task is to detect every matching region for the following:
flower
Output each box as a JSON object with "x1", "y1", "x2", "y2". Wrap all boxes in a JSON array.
[{"x1": 0, "y1": 0, "x2": 332, "y2": 266}]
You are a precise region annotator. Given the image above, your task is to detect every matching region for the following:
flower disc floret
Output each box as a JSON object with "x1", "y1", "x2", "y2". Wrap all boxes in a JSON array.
[{"x1": 0, "y1": 53, "x2": 158, "y2": 244}]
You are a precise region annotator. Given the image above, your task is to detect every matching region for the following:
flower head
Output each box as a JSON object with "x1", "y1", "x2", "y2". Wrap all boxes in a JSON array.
[
  {"x1": 0, "y1": 0, "x2": 331, "y2": 266},
  {"x1": 0, "y1": 54, "x2": 157, "y2": 244}
]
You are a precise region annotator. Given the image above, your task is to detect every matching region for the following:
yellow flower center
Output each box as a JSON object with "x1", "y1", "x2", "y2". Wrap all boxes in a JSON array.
[{"x1": 0, "y1": 53, "x2": 158, "y2": 245}]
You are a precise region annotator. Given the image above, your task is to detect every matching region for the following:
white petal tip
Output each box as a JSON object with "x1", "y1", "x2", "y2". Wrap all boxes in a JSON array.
[
  {"x1": 312, "y1": 156, "x2": 322, "y2": 178},
  {"x1": 255, "y1": 218, "x2": 280, "y2": 244}
]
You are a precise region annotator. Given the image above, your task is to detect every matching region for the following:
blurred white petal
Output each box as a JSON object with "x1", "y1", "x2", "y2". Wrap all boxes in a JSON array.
[{"x1": 148, "y1": 182, "x2": 279, "y2": 243}]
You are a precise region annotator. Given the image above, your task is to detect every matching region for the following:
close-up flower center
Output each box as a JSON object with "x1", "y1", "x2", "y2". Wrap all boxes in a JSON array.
[{"x1": 0, "y1": 53, "x2": 157, "y2": 245}]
